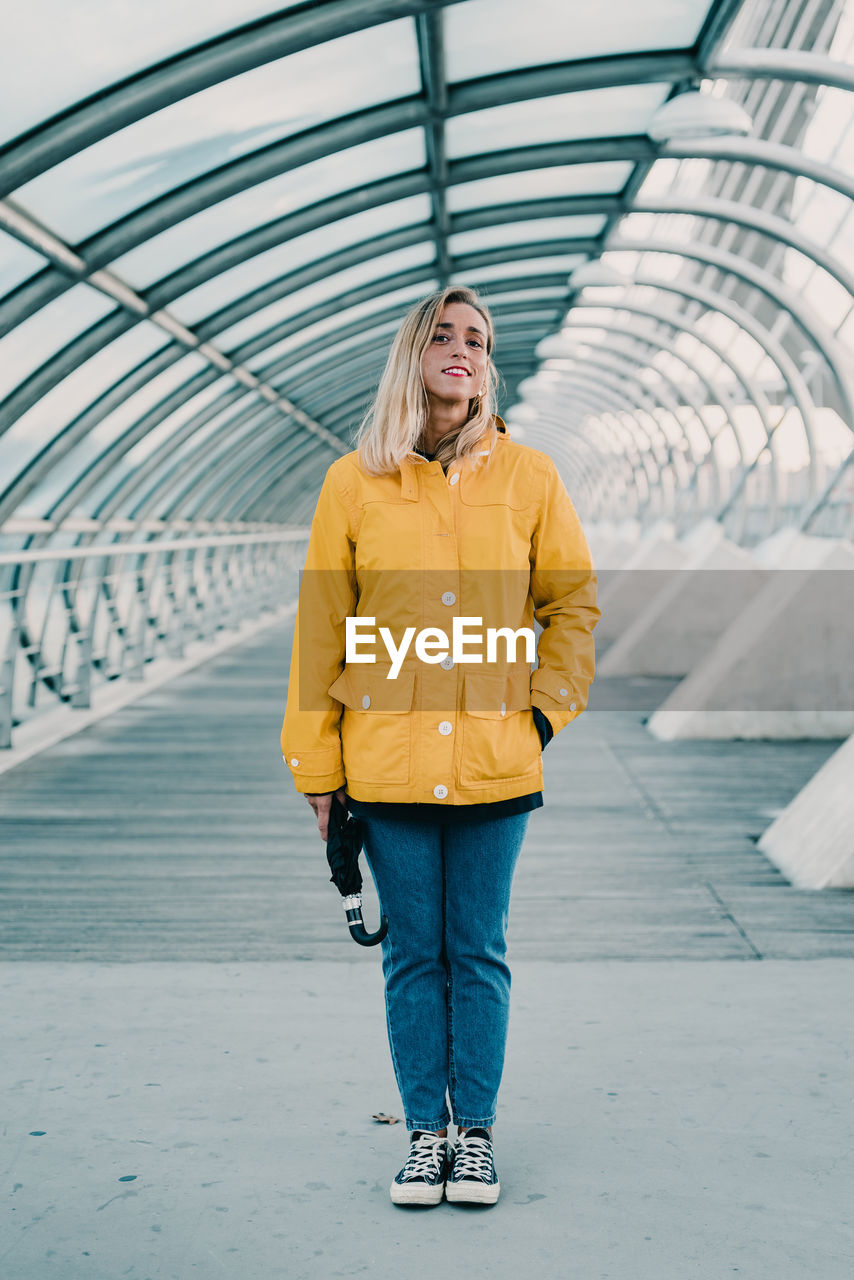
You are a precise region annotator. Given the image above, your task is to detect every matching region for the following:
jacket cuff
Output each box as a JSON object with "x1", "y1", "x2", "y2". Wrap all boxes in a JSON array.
[
  {"x1": 530, "y1": 668, "x2": 587, "y2": 735},
  {"x1": 282, "y1": 747, "x2": 345, "y2": 794}
]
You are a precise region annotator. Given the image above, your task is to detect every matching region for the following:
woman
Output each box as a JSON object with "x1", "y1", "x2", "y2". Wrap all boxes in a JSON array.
[{"x1": 281, "y1": 285, "x2": 599, "y2": 1207}]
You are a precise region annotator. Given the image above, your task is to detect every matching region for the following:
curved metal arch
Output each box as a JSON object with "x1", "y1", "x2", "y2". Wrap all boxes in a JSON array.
[
  {"x1": 0, "y1": 1, "x2": 457, "y2": 193},
  {"x1": 238, "y1": 437, "x2": 340, "y2": 525},
  {"x1": 578, "y1": 274, "x2": 822, "y2": 491},
  {"x1": 556, "y1": 316, "x2": 737, "y2": 457},
  {"x1": 550, "y1": 343, "x2": 713, "y2": 494},
  {"x1": 74, "y1": 63, "x2": 687, "y2": 269},
  {"x1": 554, "y1": 310, "x2": 769, "y2": 521},
  {"x1": 32, "y1": 364, "x2": 250, "y2": 527},
  {"x1": 563, "y1": 298, "x2": 777, "y2": 473},
  {"x1": 6, "y1": 123, "x2": 854, "y2": 349},
  {"x1": 186, "y1": 421, "x2": 322, "y2": 523},
  {"x1": 101, "y1": 397, "x2": 280, "y2": 522},
  {"x1": 544, "y1": 351, "x2": 681, "y2": 474},
  {"x1": 553, "y1": 319, "x2": 751, "y2": 511},
  {"x1": 0, "y1": 309, "x2": 136, "y2": 428},
  {"x1": 14, "y1": 166, "x2": 850, "y2": 379},
  {"x1": 631, "y1": 196, "x2": 854, "y2": 299},
  {"x1": 606, "y1": 235, "x2": 854, "y2": 436},
  {"x1": 534, "y1": 375, "x2": 657, "y2": 501},
  {"x1": 531, "y1": 394, "x2": 649, "y2": 515},
  {"x1": 553, "y1": 368, "x2": 680, "y2": 513},
  {"x1": 0, "y1": 20, "x2": 697, "y2": 201},
  {"x1": 520, "y1": 411, "x2": 638, "y2": 520},
  {"x1": 708, "y1": 49, "x2": 854, "y2": 93},
  {"x1": 191, "y1": 233, "x2": 596, "y2": 352},
  {"x1": 8, "y1": 125, "x2": 852, "y2": 443},
  {"x1": 0, "y1": 339, "x2": 182, "y2": 524},
  {"x1": 556, "y1": 362, "x2": 709, "y2": 525}
]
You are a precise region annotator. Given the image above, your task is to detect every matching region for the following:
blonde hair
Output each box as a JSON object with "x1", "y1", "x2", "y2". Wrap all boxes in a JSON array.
[{"x1": 354, "y1": 285, "x2": 500, "y2": 476}]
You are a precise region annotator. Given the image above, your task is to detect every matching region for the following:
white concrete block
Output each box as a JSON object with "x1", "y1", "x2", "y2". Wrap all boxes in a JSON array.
[
  {"x1": 757, "y1": 734, "x2": 854, "y2": 888},
  {"x1": 597, "y1": 522, "x2": 690, "y2": 643},
  {"x1": 599, "y1": 536, "x2": 765, "y2": 677},
  {"x1": 647, "y1": 540, "x2": 854, "y2": 740},
  {"x1": 751, "y1": 527, "x2": 836, "y2": 569}
]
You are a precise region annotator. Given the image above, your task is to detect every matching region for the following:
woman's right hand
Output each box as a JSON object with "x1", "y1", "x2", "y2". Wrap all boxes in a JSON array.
[{"x1": 304, "y1": 788, "x2": 349, "y2": 841}]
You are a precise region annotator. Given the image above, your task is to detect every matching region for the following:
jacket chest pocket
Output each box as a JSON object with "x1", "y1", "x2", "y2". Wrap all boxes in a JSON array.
[
  {"x1": 327, "y1": 665, "x2": 416, "y2": 785},
  {"x1": 459, "y1": 667, "x2": 540, "y2": 787}
]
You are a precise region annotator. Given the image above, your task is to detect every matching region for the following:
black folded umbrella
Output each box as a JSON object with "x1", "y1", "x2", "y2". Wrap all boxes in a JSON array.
[{"x1": 325, "y1": 795, "x2": 388, "y2": 947}]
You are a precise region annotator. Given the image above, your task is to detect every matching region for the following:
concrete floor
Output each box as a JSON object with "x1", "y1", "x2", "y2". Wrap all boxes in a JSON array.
[{"x1": 1, "y1": 621, "x2": 853, "y2": 1279}]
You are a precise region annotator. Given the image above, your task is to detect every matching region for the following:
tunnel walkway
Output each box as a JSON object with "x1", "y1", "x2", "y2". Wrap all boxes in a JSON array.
[
  {"x1": 0, "y1": 618, "x2": 850, "y2": 963},
  {"x1": 2, "y1": 620, "x2": 854, "y2": 1280}
]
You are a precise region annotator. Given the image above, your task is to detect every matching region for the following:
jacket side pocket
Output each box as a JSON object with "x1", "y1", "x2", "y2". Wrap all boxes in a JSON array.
[
  {"x1": 459, "y1": 667, "x2": 540, "y2": 787},
  {"x1": 327, "y1": 665, "x2": 417, "y2": 785}
]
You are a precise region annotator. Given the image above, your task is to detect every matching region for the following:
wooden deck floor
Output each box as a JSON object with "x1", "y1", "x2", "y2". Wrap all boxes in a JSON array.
[{"x1": 1, "y1": 620, "x2": 851, "y2": 962}]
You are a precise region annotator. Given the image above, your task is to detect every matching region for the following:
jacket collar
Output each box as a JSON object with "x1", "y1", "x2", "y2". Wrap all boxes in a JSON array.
[{"x1": 399, "y1": 415, "x2": 508, "y2": 501}]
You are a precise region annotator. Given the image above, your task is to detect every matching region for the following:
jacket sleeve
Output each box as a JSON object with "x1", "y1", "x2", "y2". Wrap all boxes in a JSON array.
[
  {"x1": 529, "y1": 455, "x2": 601, "y2": 738},
  {"x1": 280, "y1": 462, "x2": 359, "y2": 794}
]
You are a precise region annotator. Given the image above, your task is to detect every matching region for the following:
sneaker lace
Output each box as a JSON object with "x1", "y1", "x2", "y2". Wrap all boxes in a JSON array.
[
  {"x1": 452, "y1": 1134, "x2": 493, "y2": 1181},
  {"x1": 401, "y1": 1133, "x2": 446, "y2": 1181}
]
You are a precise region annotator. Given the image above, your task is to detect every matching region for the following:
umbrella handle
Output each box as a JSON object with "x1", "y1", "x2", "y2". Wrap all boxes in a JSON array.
[{"x1": 342, "y1": 894, "x2": 389, "y2": 947}]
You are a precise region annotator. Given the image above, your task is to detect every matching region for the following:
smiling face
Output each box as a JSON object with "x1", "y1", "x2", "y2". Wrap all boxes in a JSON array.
[{"x1": 420, "y1": 301, "x2": 490, "y2": 408}]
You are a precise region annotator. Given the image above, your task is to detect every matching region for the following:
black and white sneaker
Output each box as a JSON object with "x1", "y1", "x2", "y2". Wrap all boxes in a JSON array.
[
  {"x1": 390, "y1": 1130, "x2": 450, "y2": 1206},
  {"x1": 446, "y1": 1128, "x2": 500, "y2": 1204}
]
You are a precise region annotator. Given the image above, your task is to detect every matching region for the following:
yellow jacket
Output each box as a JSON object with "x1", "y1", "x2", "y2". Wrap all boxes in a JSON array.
[{"x1": 280, "y1": 417, "x2": 600, "y2": 805}]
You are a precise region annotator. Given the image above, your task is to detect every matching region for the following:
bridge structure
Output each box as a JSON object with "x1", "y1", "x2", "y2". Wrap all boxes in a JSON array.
[{"x1": 1, "y1": 2, "x2": 853, "y2": 1276}]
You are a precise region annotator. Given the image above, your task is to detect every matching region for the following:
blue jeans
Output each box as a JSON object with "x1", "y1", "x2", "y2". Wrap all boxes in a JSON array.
[{"x1": 359, "y1": 812, "x2": 530, "y2": 1131}]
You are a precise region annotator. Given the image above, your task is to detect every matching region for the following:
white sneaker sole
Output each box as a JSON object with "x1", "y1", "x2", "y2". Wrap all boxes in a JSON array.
[
  {"x1": 390, "y1": 1179, "x2": 445, "y2": 1206},
  {"x1": 445, "y1": 1178, "x2": 500, "y2": 1205}
]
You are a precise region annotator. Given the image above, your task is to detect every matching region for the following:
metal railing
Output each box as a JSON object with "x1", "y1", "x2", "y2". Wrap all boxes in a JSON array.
[{"x1": 0, "y1": 530, "x2": 308, "y2": 749}]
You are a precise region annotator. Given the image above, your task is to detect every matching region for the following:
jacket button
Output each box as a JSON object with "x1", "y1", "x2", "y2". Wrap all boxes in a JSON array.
[
  {"x1": 438, "y1": 721, "x2": 453, "y2": 735},
  {"x1": 440, "y1": 655, "x2": 454, "y2": 669},
  {"x1": 433, "y1": 784, "x2": 448, "y2": 799},
  {"x1": 569, "y1": 702, "x2": 577, "y2": 711},
  {"x1": 449, "y1": 473, "x2": 459, "y2": 485},
  {"x1": 441, "y1": 591, "x2": 456, "y2": 606},
  {"x1": 559, "y1": 688, "x2": 568, "y2": 696},
  {"x1": 500, "y1": 701, "x2": 507, "y2": 716},
  {"x1": 361, "y1": 694, "x2": 371, "y2": 709},
  {"x1": 290, "y1": 758, "x2": 300, "y2": 767}
]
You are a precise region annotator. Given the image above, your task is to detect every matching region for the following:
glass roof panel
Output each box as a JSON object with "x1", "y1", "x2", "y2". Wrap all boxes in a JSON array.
[
  {"x1": 0, "y1": 2, "x2": 305, "y2": 146},
  {"x1": 0, "y1": 284, "x2": 115, "y2": 402},
  {"x1": 0, "y1": 322, "x2": 170, "y2": 489},
  {"x1": 453, "y1": 255, "x2": 585, "y2": 283},
  {"x1": 216, "y1": 243, "x2": 435, "y2": 351},
  {"x1": 478, "y1": 287, "x2": 568, "y2": 305},
  {"x1": 14, "y1": 351, "x2": 209, "y2": 517},
  {"x1": 445, "y1": 83, "x2": 671, "y2": 157},
  {"x1": 112, "y1": 130, "x2": 427, "y2": 287},
  {"x1": 0, "y1": 230, "x2": 46, "y2": 299},
  {"x1": 446, "y1": 161, "x2": 633, "y2": 212},
  {"x1": 170, "y1": 195, "x2": 433, "y2": 325},
  {"x1": 15, "y1": 19, "x2": 421, "y2": 242},
  {"x1": 449, "y1": 215, "x2": 605, "y2": 256},
  {"x1": 245, "y1": 283, "x2": 438, "y2": 372},
  {"x1": 444, "y1": 0, "x2": 709, "y2": 80}
]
